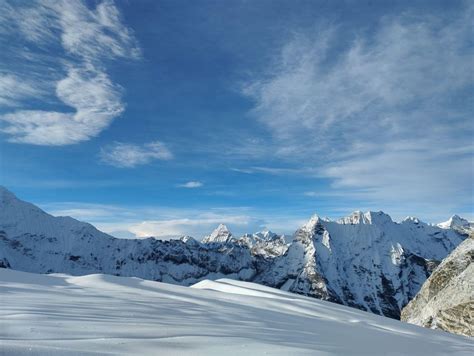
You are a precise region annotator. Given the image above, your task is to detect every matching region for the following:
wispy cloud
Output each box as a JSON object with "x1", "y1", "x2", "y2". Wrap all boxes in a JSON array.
[
  {"x1": 100, "y1": 141, "x2": 173, "y2": 168},
  {"x1": 231, "y1": 166, "x2": 316, "y2": 175},
  {"x1": 56, "y1": 0, "x2": 140, "y2": 61},
  {"x1": 177, "y1": 181, "x2": 203, "y2": 188},
  {"x1": 128, "y1": 214, "x2": 257, "y2": 239},
  {"x1": 2, "y1": 66, "x2": 123, "y2": 145},
  {"x1": 0, "y1": 0, "x2": 140, "y2": 145},
  {"x1": 243, "y1": 5, "x2": 474, "y2": 212},
  {"x1": 0, "y1": 73, "x2": 45, "y2": 107},
  {"x1": 42, "y1": 202, "x2": 280, "y2": 239}
]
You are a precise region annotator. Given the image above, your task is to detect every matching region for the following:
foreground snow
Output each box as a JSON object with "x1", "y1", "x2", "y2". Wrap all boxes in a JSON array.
[{"x1": 0, "y1": 269, "x2": 472, "y2": 355}]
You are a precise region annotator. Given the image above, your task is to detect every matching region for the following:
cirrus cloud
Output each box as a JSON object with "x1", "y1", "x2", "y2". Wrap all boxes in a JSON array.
[
  {"x1": 0, "y1": 0, "x2": 140, "y2": 145},
  {"x1": 243, "y1": 5, "x2": 474, "y2": 213},
  {"x1": 100, "y1": 141, "x2": 173, "y2": 168}
]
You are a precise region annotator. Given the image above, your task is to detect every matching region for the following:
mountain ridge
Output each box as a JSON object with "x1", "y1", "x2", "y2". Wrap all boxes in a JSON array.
[
  {"x1": 401, "y1": 235, "x2": 474, "y2": 336},
  {"x1": 0, "y1": 186, "x2": 469, "y2": 319}
]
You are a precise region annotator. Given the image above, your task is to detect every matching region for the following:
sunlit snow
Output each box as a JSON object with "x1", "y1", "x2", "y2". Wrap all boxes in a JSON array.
[{"x1": 1, "y1": 269, "x2": 472, "y2": 355}]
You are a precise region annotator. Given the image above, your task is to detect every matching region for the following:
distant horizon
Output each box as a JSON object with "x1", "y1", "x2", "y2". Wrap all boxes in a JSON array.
[
  {"x1": 2, "y1": 185, "x2": 471, "y2": 240},
  {"x1": 1, "y1": 1, "x2": 472, "y2": 239}
]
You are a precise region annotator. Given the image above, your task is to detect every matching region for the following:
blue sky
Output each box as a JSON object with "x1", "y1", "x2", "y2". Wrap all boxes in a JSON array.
[{"x1": 0, "y1": 0, "x2": 473, "y2": 238}]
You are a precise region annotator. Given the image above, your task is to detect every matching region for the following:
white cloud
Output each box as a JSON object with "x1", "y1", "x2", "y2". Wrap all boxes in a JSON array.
[
  {"x1": 42, "y1": 199, "x2": 473, "y2": 240},
  {"x1": 178, "y1": 181, "x2": 203, "y2": 188},
  {"x1": 2, "y1": 66, "x2": 123, "y2": 145},
  {"x1": 0, "y1": 0, "x2": 140, "y2": 145},
  {"x1": 55, "y1": 0, "x2": 141, "y2": 61},
  {"x1": 128, "y1": 215, "x2": 253, "y2": 238},
  {"x1": 243, "y1": 7, "x2": 474, "y2": 212},
  {"x1": 42, "y1": 202, "x2": 279, "y2": 239},
  {"x1": 230, "y1": 168, "x2": 254, "y2": 174},
  {"x1": 231, "y1": 166, "x2": 316, "y2": 175},
  {"x1": 100, "y1": 141, "x2": 173, "y2": 168},
  {"x1": 0, "y1": 73, "x2": 45, "y2": 107}
]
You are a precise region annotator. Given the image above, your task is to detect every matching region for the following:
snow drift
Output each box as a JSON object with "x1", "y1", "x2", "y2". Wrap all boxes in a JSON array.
[{"x1": 0, "y1": 269, "x2": 472, "y2": 355}]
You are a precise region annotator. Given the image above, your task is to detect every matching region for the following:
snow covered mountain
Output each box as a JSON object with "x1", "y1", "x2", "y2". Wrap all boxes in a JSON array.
[
  {"x1": 402, "y1": 235, "x2": 473, "y2": 336},
  {"x1": 2, "y1": 268, "x2": 472, "y2": 355},
  {"x1": 0, "y1": 186, "x2": 469, "y2": 319},
  {"x1": 438, "y1": 215, "x2": 474, "y2": 235},
  {"x1": 202, "y1": 223, "x2": 234, "y2": 243}
]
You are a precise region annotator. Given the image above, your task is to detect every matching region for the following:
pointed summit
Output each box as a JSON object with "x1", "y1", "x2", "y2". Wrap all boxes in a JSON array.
[
  {"x1": 438, "y1": 215, "x2": 470, "y2": 229},
  {"x1": 364, "y1": 211, "x2": 393, "y2": 225},
  {"x1": 254, "y1": 229, "x2": 278, "y2": 241},
  {"x1": 338, "y1": 211, "x2": 369, "y2": 224},
  {"x1": 403, "y1": 216, "x2": 420, "y2": 224},
  {"x1": 202, "y1": 224, "x2": 233, "y2": 244},
  {"x1": 302, "y1": 214, "x2": 323, "y2": 232},
  {"x1": 337, "y1": 211, "x2": 392, "y2": 225}
]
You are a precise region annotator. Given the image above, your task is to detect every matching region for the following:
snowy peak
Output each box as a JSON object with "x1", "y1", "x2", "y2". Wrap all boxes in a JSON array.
[
  {"x1": 0, "y1": 186, "x2": 110, "y2": 242},
  {"x1": 337, "y1": 211, "x2": 392, "y2": 225},
  {"x1": 438, "y1": 215, "x2": 470, "y2": 229},
  {"x1": 180, "y1": 235, "x2": 200, "y2": 247},
  {"x1": 233, "y1": 230, "x2": 288, "y2": 258},
  {"x1": 202, "y1": 224, "x2": 233, "y2": 244},
  {"x1": 365, "y1": 211, "x2": 393, "y2": 225},
  {"x1": 337, "y1": 211, "x2": 367, "y2": 224},
  {"x1": 0, "y1": 186, "x2": 36, "y2": 212},
  {"x1": 302, "y1": 214, "x2": 323, "y2": 232},
  {"x1": 402, "y1": 216, "x2": 422, "y2": 224},
  {"x1": 253, "y1": 229, "x2": 278, "y2": 241}
]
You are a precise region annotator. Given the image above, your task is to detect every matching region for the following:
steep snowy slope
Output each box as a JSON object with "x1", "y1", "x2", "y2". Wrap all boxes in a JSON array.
[
  {"x1": 401, "y1": 236, "x2": 474, "y2": 336},
  {"x1": 1, "y1": 269, "x2": 472, "y2": 355},
  {"x1": 0, "y1": 187, "x2": 258, "y2": 284},
  {"x1": 255, "y1": 212, "x2": 466, "y2": 318},
  {"x1": 0, "y1": 187, "x2": 468, "y2": 319},
  {"x1": 201, "y1": 223, "x2": 234, "y2": 243}
]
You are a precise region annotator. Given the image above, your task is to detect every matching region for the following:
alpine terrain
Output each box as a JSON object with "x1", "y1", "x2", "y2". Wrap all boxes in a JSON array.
[
  {"x1": 401, "y1": 234, "x2": 473, "y2": 336},
  {"x1": 0, "y1": 186, "x2": 469, "y2": 319}
]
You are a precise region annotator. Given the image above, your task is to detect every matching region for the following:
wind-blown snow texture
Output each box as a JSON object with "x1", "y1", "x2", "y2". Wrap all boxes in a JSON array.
[
  {"x1": 0, "y1": 187, "x2": 468, "y2": 319},
  {"x1": 0, "y1": 269, "x2": 472, "y2": 355}
]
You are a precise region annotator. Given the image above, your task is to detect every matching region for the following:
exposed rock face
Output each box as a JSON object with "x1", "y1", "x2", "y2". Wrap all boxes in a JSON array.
[
  {"x1": 0, "y1": 186, "x2": 469, "y2": 319},
  {"x1": 401, "y1": 236, "x2": 474, "y2": 336}
]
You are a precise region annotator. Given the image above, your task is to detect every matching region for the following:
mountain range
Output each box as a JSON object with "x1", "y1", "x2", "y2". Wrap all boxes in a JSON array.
[{"x1": 0, "y1": 186, "x2": 471, "y2": 320}]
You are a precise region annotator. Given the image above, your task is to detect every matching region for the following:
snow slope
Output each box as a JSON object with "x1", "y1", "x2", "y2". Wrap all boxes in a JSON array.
[{"x1": 0, "y1": 269, "x2": 472, "y2": 355}]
